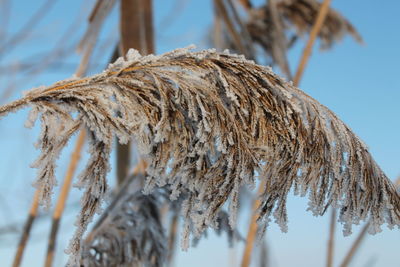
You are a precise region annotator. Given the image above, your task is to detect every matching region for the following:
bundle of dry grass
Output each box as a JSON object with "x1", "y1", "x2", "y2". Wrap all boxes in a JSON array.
[{"x1": 0, "y1": 46, "x2": 398, "y2": 265}]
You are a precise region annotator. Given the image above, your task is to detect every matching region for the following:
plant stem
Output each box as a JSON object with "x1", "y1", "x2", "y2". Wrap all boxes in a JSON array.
[
  {"x1": 293, "y1": 0, "x2": 332, "y2": 86},
  {"x1": 241, "y1": 183, "x2": 264, "y2": 267},
  {"x1": 339, "y1": 222, "x2": 370, "y2": 267},
  {"x1": 12, "y1": 190, "x2": 40, "y2": 267},
  {"x1": 167, "y1": 213, "x2": 179, "y2": 267},
  {"x1": 326, "y1": 208, "x2": 336, "y2": 267}
]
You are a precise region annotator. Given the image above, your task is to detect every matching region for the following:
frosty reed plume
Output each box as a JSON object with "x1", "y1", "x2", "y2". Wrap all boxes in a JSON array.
[{"x1": 0, "y1": 46, "x2": 399, "y2": 266}]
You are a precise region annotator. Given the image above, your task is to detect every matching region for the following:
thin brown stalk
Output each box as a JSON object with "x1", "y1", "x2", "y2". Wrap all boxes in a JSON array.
[
  {"x1": 339, "y1": 222, "x2": 370, "y2": 267},
  {"x1": 88, "y1": 0, "x2": 103, "y2": 23},
  {"x1": 293, "y1": 0, "x2": 332, "y2": 86},
  {"x1": 167, "y1": 213, "x2": 179, "y2": 266},
  {"x1": 241, "y1": 183, "x2": 264, "y2": 267},
  {"x1": 44, "y1": 130, "x2": 86, "y2": 267},
  {"x1": 326, "y1": 208, "x2": 337, "y2": 267},
  {"x1": 12, "y1": 190, "x2": 40, "y2": 267},
  {"x1": 143, "y1": 0, "x2": 155, "y2": 54}
]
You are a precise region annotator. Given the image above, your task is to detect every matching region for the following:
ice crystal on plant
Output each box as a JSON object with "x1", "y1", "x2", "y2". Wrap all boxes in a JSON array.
[{"x1": 0, "y1": 46, "x2": 399, "y2": 263}]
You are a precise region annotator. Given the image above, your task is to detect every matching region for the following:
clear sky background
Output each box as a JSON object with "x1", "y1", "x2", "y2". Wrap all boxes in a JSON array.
[{"x1": 0, "y1": 0, "x2": 399, "y2": 266}]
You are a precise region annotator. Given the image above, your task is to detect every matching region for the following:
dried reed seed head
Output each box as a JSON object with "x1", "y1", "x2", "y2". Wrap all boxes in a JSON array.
[
  {"x1": 0, "y1": 46, "x2": 398, "y2": 265},
  {"x1": 277, "y1": 0, "x2": 363, "y2": 49},
  {"x1": 246, "y1": 0, "x2": 363, "y2": 53}
]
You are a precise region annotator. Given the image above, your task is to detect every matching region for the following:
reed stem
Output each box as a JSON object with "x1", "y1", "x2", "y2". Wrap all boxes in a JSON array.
[
  {"x1": 293, "y1": 0, "x2": 332, "y2": 86},
  {"x1": 12, "y1": 190, "x2": 40, "y2": 267}
]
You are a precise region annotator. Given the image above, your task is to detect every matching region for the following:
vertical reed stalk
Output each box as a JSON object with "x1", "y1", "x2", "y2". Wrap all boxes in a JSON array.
[
  {"x1": 167, "y1": 213, "x2": 179, "y2": 267},
  {"x1": 12, "y1": 190, "x2": 40, "y2": 267},
  {"x1": 338, "y1": 222, "x2": 370, "y2": 267},
  {"x1": 241, "y1": 184, "x2": 264, "y2": 267},
  {"x1": 118, "y1": 0, "x2": 154, "y2": 185},
  {"x1": 293, "y1": 0, "x2": 332, "y2": 86},
  {"x1": 326, "y1": 208, "x2": 337, "y2": 267}
]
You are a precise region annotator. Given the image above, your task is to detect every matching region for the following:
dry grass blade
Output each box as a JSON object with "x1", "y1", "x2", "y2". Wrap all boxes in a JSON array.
[
  {"x1": 12, "y1": 190, "x2": 40, "y2": 267},
  {"x1": 0, "y1": 46, "x2": 399, "y2": 264}
]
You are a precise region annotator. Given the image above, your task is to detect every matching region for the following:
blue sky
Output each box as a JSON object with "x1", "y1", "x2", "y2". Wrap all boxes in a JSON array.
[{"x1": 0, "y1": 0, "x2": 400, "y2": 266}]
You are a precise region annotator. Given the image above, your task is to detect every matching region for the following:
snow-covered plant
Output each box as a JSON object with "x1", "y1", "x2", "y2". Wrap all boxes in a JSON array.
[
  {"x1": 81, "y1": 176, "x2": 166, "y2": 267},
  {"x1": 0, "y1": 46, "x2": 399, "y2": 265}
]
